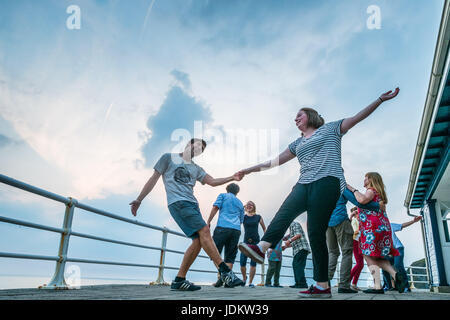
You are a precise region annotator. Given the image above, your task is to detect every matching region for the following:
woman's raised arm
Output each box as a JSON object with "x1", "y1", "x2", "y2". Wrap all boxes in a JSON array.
[{"x1": 340, "y1": 87, "x2": 400, "y2": 135}]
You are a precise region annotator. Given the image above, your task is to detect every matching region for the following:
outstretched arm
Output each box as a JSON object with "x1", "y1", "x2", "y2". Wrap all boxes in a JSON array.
[
  {"x1": 203, "y1": 172, "x2": 242, "y2": 187},
  {"x1": 402, "y1": 216, "x2": 422, "y2": 229},
  {"x1": 340, "y1": 88, "x2": 400, "y2": 134},
  {"x1": 239, "y1": 148, "x2": 296, "y2": 176},
  {"x1": 130, "y1": 170, "x2": 162, "y2": 216}
]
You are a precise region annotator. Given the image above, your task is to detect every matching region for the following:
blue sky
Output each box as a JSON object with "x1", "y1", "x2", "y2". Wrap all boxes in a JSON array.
[{"x1": 0, "y1": 0, "x2": 445, "y2": 288}]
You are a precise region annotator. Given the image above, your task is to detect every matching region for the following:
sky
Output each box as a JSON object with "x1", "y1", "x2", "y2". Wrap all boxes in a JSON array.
[{"x1": 0, "y1": 0, "x2": 445, "y2": 288}]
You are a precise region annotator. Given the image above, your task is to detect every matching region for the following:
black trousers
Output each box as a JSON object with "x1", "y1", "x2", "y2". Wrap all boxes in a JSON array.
[
  {"x1": 293, "y1": 249, "x2": 309, "y2": 287},
  {"x1": 261, "y1": 176, "x2": 340, "y2": 282}
]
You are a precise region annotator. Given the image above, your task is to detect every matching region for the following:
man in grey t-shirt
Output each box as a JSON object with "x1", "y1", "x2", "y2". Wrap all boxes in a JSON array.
[{"x1": 130, "y1": 138, "x2": 244, "y2": 291}]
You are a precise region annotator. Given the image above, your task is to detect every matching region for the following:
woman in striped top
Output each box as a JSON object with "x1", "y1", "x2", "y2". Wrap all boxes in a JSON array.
[{"x1": 237, "y1": 87, "x2": 400, "y2": 298}]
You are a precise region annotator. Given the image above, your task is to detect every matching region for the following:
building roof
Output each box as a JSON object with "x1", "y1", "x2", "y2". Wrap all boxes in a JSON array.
[{"x1": 405, "y1": 1, "x2": 450, "y2": 209}]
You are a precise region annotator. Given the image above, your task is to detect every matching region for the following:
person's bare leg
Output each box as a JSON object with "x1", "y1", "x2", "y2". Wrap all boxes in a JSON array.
[
  {"x1": 177, "y1": 238, "x2": 201, "y2": 278},
  {"x1": 249, "y1": 266, "x2": 256, "y2": 285},
  {"x1": 241, "y1": 266, "x2": 247, "y2": 283},
  {"x1": 376, "y1": 258, "x2": 398, "y2": 279},
  {"x1": 364, "y1": 255, "x2": 382, "y2": 289},
  {"x1": 197, "y1": 226, "x2": 225, "y2": 267}
]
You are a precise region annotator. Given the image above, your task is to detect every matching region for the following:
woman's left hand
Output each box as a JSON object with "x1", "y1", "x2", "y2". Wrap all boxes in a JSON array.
[{"x1": 379, "y1": 87, "x2": 400, "y2": 102}]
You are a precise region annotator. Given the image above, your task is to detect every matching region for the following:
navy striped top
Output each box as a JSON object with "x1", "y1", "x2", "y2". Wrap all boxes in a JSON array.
[{"x1": 288, "y1": 119, "x2": 346, "y2": 193}]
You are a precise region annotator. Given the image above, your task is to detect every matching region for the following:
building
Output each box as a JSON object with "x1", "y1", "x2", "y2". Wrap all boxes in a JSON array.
[{"x1": 404, "y1": 0, "x2": 450, "y2": 293}]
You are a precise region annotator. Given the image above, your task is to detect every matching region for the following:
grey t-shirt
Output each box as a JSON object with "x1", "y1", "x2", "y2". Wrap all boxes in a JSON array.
[{"x1": 154, "y1": 153, "x2": 208, "y2": 206}]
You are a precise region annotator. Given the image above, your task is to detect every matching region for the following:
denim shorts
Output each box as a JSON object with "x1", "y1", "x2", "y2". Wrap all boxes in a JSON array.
[
  {"x1": 240, "y1": 251, "x2": 257, "y2": 267},
  {"x1": 168, "y1": 200, "x2": 207, "y2": 239}
]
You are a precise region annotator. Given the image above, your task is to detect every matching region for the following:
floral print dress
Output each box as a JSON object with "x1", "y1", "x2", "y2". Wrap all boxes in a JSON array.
[{"x1": 358, "y1": 188, "x2": 399, "y2": 258}]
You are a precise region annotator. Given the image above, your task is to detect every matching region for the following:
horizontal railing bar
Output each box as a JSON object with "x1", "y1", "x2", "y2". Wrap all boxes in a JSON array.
[
  {"x1": 75, "y1": 202, "x2": 186, "y2": 237},
  {"x1": 0, "y1": 252, "x2": 59, "y2": 262},
  {"x1": 70, "y1": 231, "x2": 163, "y2": 251},
  {"x1": 0, "y1": 174, "x2": 70, "y2": 205},
  {"x1": 0, "y1": 174, "x2": 189, "y2": 238},
  {"x1": 0, "y1": 215, "x2": 65, "y2": 234},
  {"x1": 66, "y1": 257, "x2": 163, "y2": 269}
]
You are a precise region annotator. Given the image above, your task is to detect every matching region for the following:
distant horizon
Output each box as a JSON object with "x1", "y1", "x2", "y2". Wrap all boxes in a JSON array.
[{"x1": 0, "y1": 0, "x2": 444, "y2": 289}]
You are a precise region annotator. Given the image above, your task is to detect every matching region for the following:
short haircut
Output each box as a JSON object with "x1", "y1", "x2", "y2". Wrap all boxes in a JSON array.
[
  {"x1": 226, "y1": 183, "x2": 240, "y2": 195},
  {"x1": 186, "y1": 138, "x2": 207, "y2": 151}
]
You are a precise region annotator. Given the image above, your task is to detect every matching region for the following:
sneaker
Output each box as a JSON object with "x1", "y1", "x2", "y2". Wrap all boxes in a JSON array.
[
  {"x1": 338, "y1": 287, "x2": 358, "y2": 294},
  {"x1": 351, "y1": 284, "x2": 362, "y2": 291},
  {"x1": 238, "y1": 243, "x2": 265, "y2": 264},
  {"x1": 298, "y1": 285, "x2": 332, "y2": 298},
  {"x1": 363, "y1": 288, "x2": 384, "y2": 294},
  {"x1": 395, "y1": 272, "x2": 407, "y2": 294},
  {"x1": 220, "y1": 269, "x2": 244, "y2": 288},
  {"x1": 171, "y1": 279, "x2": 201, "y2": 291},
  {"x1": 249, "y1": 283, "x2": 255, "y2": 288},
  {"x1": 213, "y1": 278, "x2": 223, "y2": 288}
]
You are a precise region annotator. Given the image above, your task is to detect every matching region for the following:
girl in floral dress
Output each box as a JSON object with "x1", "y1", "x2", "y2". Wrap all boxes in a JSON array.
[{"x1": 347, "y1": 172, "x2": 406, "y2": 294}]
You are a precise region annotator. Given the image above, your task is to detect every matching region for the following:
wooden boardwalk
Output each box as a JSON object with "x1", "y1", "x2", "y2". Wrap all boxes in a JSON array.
[{"x1": 1, "y1": 284, "x2": 449, "y2": 300}]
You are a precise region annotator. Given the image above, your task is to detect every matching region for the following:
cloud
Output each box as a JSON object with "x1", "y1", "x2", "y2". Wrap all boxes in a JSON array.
[
  {"x1": 141, "y1": 70, "x2": 223, "y2": 166},
  {"x1": 0, "y1": 134, "x2": 15, "y2": 148},
  {"x1": 170, "y1": 69, "x2": 191, "y2": 91}
]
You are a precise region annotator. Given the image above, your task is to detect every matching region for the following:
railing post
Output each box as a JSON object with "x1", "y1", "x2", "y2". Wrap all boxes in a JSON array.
[
  {"x1": 258, "y1": 262, "x2": 266, "y2": 286},
  {"x1": 409, "y1": 267, "x2": 416, "y2": 289},
  {"x1": 40, "y1": 197, "x2": 77, "y2": 290},
  {"x1": 154, "y1": 227, "x2": 169, "y2": 285}
]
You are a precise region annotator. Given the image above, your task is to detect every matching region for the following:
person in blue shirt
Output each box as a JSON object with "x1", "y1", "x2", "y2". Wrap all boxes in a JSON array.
[
  {"x1": 382, "y1": 216, "x2": 422, "y2": 292},
  {"x1": 326, "y1": 187, "x2": 384, "y2": 293},
  {"x1": 207, "y1": 183, "x2": 245, "y2": 287}
]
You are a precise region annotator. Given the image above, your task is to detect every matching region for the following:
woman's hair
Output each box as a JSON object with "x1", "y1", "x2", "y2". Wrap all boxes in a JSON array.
[
  {"x1": 300, "y1": 107, "x2": 325, "y2": 129},
  {"x1": 226, "y1": 183, "x2": 240, "y2": 195},
  {"x1": 245, "y1": 201, "x2": 256, "y2": 213},
  {"x1": 365, "y1": 172, "x2": 388, "y2": 204}
]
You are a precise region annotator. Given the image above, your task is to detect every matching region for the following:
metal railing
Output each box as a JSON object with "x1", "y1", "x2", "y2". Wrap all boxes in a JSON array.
[{"x1": 0, "y1": 173, "x2": 428, "y2": 290}]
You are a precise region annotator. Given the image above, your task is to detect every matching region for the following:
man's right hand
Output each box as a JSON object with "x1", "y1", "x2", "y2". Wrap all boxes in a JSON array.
[{"x1": 129, "y1": 200, "x2": 141, "y2": 216}]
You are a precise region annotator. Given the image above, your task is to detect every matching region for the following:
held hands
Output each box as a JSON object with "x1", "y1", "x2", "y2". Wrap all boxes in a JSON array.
[
  {"x1": 233, "y1": 171, "x2": 245, "y2": 181},
  {"x1": 129, "y1": 200, "x2": 141, "y2": 217},
  {"x1": 233, "y1": 169, "x2": 250, "y2": 181},
  {"x1": 379, "y1": 87, "x2": 400, "y2": 102}
]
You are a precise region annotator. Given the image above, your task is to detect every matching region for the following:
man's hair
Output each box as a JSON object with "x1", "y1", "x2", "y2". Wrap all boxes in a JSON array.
[
  {"x1": 226, "y1": 183, "x2": 240, "y2": 195},
  {"x1": 186, "y1": 138, "x2": 207, "y2": 151}
]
